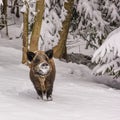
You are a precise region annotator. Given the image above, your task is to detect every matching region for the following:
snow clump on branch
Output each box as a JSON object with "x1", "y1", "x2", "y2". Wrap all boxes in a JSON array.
[{"x1": 92, "y1": 27, "x2": 120, "y2": 78}]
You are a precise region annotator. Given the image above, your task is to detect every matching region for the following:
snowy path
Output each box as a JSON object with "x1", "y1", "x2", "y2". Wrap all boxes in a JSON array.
[{"x1": 0, "y1": 29, "x2": 120, "y2": 120}]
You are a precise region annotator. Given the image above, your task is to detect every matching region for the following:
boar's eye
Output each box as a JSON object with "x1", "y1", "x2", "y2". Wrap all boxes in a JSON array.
[{"x1": 34, "y1": 58, "x2": 40, "y2": 63}]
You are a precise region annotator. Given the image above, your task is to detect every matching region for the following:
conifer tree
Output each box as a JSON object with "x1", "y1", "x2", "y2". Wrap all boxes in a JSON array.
[
  {"x1": 71, "y1": 0, "x2": 120, "y2": 49},
  {"x1": 92, "y1": 27, "x2": 120, "y2": 78}
]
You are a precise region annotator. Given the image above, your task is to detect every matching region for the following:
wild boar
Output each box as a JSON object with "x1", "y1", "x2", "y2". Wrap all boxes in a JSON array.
[{"x1": 27, "y1": 49, "x2": 56, "y2": 101}]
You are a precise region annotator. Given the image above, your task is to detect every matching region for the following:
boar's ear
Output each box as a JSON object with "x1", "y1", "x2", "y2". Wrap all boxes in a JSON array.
[
  {"x1": 27, "y1": 51, "x2": 36, "y2": 61},
  {"x1": 45, "y1": 49, "x2": 53, "y2": 59}
]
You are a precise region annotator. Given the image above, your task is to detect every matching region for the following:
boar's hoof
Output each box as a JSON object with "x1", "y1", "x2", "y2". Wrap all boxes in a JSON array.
[{"x1": 47, "y1": 96, "x2": 53, "y2": 101}]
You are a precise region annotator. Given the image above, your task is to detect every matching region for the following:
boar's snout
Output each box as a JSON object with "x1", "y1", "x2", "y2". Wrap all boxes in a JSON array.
[{"x1": 37, "y1": 62, "x2": 50, "y2": 76}]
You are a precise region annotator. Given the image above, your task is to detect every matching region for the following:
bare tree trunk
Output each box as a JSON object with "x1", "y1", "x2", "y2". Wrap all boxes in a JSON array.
[
  {"x1": 2, "y1": 0, "x2": 8, "y2": 36},
  {"x1": 53, "y1": 0, "x2": 74, "y2": 59},
  {"x1": 22, "y1": 2, "x2": 29, "y2": 64},
  {"x1": 16, "y1": 2, "x2": 20, "y2": 18},
  {"x1": 2, "y1": 0, "x2": 7, "y2": 15},
  {"x1": 30, "y1": 0, "x2": 45, "y2": 52},
  {"x1": 11, "y1": 0, "x2": 17, "y2": 14}
]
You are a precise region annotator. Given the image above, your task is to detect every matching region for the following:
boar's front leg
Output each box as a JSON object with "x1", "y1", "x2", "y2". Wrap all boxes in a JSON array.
[
  {"x1": 36, "y1": 89, "x2": 43, "y2": 99},
  {"x1": 46, "y1": 86, "x2": 53, "y2": 101}
]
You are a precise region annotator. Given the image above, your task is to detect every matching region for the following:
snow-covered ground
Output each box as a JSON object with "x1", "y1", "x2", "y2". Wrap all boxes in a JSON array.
[{"x1": 0, "y1": 25, "x2": 120, "y2": 120}]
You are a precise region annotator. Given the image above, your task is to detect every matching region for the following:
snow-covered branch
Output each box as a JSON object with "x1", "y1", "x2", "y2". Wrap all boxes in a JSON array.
[
  {"x1": 70, "y1": 0, "x2": 120, "y2": 49},
  {"x1": 92, "y1": 27, "x2": 120, "y2": 63},
  {"x1": 92, "y1": 27, "x2": 120, "y2": 78}
]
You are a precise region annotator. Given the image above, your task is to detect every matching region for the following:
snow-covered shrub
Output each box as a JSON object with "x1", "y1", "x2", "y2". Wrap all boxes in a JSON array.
[{"x1": 92, "y1": 27, "x2": 120, "y2": 78}]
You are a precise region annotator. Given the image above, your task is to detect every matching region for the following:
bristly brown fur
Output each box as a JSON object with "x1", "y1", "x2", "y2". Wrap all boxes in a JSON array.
[{"x1": 27, "y1": 50, "x2": 56, "y2": 101}]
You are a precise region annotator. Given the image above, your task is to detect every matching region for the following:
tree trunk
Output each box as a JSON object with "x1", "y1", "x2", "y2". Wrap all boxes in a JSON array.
[
  {"x1": 2, "y1": 0, "x2": 7, "y2": 15},
  {"x1": 16, "y1": 2, "x2": 20, "y2": 18},
  {"x1": 22, "y1": 2, "x2": 29, "y2": 64},
  {"x1": 30, "y1": 0, "x2": 45, "y2": 52},
  {"x1": 53, "y1": 0, "x2": 74, "y2": 59},
  {"x1": 11, "y1": 0, "x2": 17, "y2": 14},
  {"x1": 2, "y1": 0, "x2": 8, "y2": 36}
]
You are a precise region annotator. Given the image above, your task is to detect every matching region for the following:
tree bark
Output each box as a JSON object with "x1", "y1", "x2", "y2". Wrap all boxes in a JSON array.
[
  {"x1": 53, "y1": 0, "x2": 74, "y2": 59},
  {"x1": 11, "y1": 0, "x2": 18, "y2": 14},
  {"x1": 2, "y1": 0, "x2": 7, "y2": 15},
  {"x1": 16, "y1": 2, "x2": 20, "y2": 18},
  {"x1": 2, "y1": 0, "x2": 8, "y2": 36},
  {"x1": 22, "y1": 1, "x2": 29, "y2": 64},
  {"x1": 30, "y1": 0, "x2": 45, "y2": 52}
]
